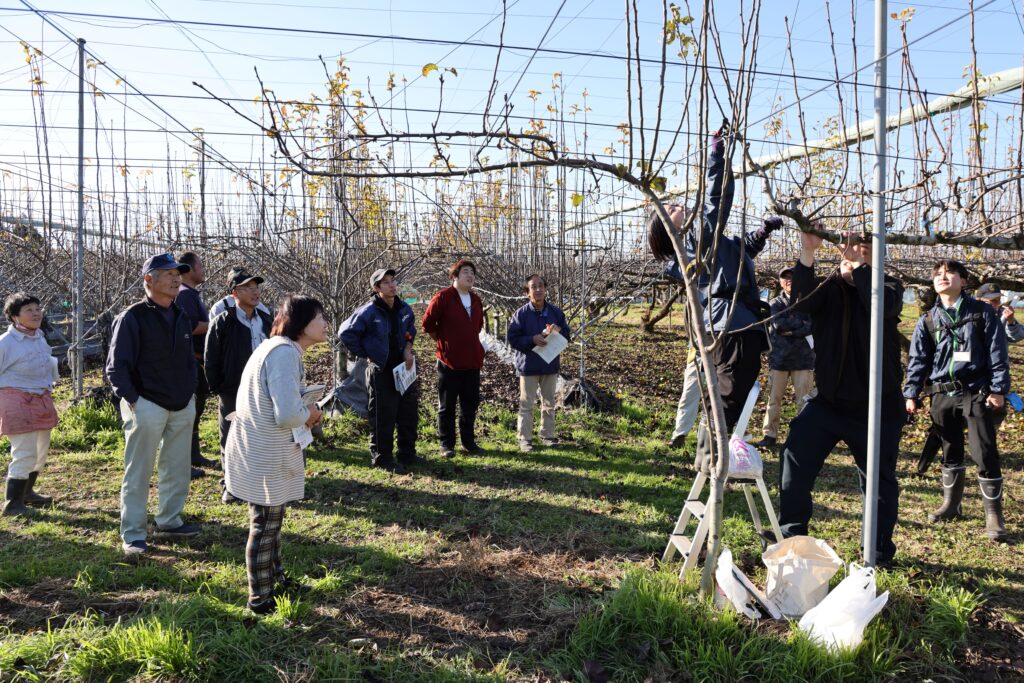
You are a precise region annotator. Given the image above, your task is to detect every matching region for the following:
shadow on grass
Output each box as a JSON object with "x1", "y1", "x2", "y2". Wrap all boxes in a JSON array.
[
  {"x1": 1, "y1": 590, "x2": 518, "y2": 682},
  {"x1": 301, "y1": 474, "x2": 666, "y2": 557}
]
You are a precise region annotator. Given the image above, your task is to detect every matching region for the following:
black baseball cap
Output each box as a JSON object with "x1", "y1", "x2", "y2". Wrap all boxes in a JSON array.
[
  {"x1": 227, "y1": 267, "x2": 264, "y2": 290},
  {"x1": 140, "y1": 252, "x2": 191, "y2": 277}
]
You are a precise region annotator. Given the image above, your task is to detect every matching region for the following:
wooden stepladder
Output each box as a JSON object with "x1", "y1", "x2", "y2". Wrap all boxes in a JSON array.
[{"x1": 662, "y1": 381, "x2": 784, "y2": 578}]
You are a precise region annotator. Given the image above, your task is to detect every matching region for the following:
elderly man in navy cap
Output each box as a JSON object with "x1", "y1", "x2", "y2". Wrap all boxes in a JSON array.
[{"x1": 106, "y1": 253, "x2": 202, "y2": 556}]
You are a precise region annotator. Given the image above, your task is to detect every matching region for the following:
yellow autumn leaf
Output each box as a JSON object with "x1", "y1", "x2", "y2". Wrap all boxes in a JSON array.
[{"x1": 422, "y1": 63, "x2": 438, "y2": 77}]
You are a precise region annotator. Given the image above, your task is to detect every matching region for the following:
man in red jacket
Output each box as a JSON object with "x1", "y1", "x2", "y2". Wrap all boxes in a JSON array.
[{"x1": 422, "y1": 259, "x2": 485, "y2": 457}]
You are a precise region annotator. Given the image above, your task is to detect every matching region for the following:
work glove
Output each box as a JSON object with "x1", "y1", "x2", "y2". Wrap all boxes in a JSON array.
[{"x1": 763, "y1": 216, "x2": 784, "y2": 233}]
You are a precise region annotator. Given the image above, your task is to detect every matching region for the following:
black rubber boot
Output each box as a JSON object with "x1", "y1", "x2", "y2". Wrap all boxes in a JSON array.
[
  {"x1": 979, "y1": 477, "x2": 1009, "y2": 543},
  {"x1": 24, "y1": 471, "x2": 53, "y2": 507},
  {"x1": 2, "y1": 478, "x2": 30, "y2": 517},
  {"x1": 928, "y1": 466, "x2": 966, "y2": 523}
]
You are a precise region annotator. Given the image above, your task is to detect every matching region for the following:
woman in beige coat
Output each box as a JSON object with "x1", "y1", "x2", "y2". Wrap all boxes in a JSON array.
[{"x1": 224, "y1": 294, "x2": 327, "y2": 614}]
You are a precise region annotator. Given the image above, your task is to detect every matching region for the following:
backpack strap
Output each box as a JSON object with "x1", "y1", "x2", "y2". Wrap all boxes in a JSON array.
[{"x1": 923, "y1": 310, "x2": 936, "y2": 339}]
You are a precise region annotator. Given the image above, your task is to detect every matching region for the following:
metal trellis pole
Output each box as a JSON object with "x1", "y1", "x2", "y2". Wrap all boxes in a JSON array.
[
  {"x1": 579, "y1": 232, "x2": 587, "y2": 412},
  {"x1": 74, "y1": 37, "x2": 86, "y2": 400},
  {"x1": 864, "y1": 0, "x2": 888, "y2": 568}
]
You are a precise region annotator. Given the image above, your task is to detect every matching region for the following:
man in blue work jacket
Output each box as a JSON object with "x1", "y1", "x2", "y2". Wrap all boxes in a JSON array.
[
  {"x1": 506, "y1": 274, "x2": 570, "y2": 452},
  {"x1": 339, "y1": 268, "x2": 419, "y2": 474}
]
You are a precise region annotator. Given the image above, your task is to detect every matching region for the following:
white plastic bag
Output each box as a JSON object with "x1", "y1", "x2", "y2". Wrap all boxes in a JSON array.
[
  {"x1": 761, "y1": 536, "x2": 844, "y2": 617},
  {"x1": 714, "y1": 548, "x2": 760, "y2": 619},
  {"x1": 728, "y1": 436, "x2": 764, "y2": 479},
  {"x1": 798, "y1": 564, "x2": 889, "y2": 651}
]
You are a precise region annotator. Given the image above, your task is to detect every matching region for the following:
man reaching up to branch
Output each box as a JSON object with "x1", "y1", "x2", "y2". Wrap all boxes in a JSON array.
[
  {"x1": 778, "y1": 229, "x2": 905, "y2": 567},
  {"x1": 647, "y1": 122, "x2": 783, "y2": 458}
]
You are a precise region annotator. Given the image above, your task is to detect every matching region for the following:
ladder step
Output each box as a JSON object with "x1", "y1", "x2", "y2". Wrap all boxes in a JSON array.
[
  {"x1": 668, "y1": 534, "x2": 692, "y2": 556},
  {"x1": 684, "y1": 500, "x2": 706, "y2": 517}
]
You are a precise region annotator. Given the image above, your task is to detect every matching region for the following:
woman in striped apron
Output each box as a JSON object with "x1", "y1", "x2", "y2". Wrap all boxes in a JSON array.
[{"x1": 224, "y1": 294, "x2": 327, "y2": 615}]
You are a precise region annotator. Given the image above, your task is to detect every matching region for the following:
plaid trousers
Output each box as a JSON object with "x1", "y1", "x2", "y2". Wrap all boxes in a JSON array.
[{"x1": 246, "y1": 503, "x2": 286, "y2": 601}]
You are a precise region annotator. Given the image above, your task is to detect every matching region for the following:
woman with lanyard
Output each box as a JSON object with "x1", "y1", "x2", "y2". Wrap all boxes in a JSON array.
[
  {"x1": 904, "y1": 260, "x2": 1011, "y2": 542},
  {"x1": 0, "y1": 293, "x2": 59, "y2": 516}
]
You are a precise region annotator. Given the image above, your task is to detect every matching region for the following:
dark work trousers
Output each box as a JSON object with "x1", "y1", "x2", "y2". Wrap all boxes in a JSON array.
[
  {"x1": 919, "y1": 424, "x2": 943, "y2": 471},
  {"x1": 710, "y1": 328, "x2": 764, "y2": 432},
  {"x1": 217, "y1": 400, "x2": 232, "y2": 452},
  {"x1": 930, "y1": 391, "x2": 1002, "y2": 479},
  {"x1": 191, "y1": 362, "x2": 209, "y2": 464},
  {"x1": 779, "y1": 399, "x2": 903, "y2": 561},
  {"x1": 436, "y1": 360, "x2": 481, "y2": 450},
  {"x1": 366, "y1": 362, "x2": 420, "y2": 465},
  {"x1": 216, "y1": 398, "x2": 237, "y2": 499},
  {"x1": 920, "y1": 395, "x2": 1006, "y2": 472}
]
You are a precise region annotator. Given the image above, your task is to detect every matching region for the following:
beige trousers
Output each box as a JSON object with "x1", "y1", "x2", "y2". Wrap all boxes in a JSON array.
[
  {"x1": 762, "y1": 369, "x2": 814, "y2": 438},
  {"x1": 518, "y1": 374, "x2": 558, "y2": 443},
  {"x1": 6, "y1": 430, "x2": 51, "y2": 480}
]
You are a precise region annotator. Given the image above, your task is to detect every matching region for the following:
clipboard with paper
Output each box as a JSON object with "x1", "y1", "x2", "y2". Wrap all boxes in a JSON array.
[
  {"x1": 531, "y1": 331, "x2": 568, "y2": 364},
  {"x1": 292, "y1": 384, "x2": 325, "y2": 449},
  {"x1": 393, "y1": 359, "x2": 417, "y2": 395},
  {"x1": 300, "y1": 384, "x2": 325, "y2": 406}
]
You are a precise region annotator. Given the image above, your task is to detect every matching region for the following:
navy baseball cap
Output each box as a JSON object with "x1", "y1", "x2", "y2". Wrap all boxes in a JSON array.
[{"x1": 140, "y1": 252, "x2": 191, "y2": 277}]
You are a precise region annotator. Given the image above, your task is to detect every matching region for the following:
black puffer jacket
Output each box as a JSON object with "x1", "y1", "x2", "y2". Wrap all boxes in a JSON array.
[
  {"x1": 766, "y1": 292, "x2": 814, "y2": 371},
  {"x1": 204, "y1": 305, "x2": 273, "y2": 413}
]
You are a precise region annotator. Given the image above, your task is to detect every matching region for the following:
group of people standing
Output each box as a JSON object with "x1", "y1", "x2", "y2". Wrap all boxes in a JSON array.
[
  {"x1": 0, "y1": 251, "x2": 325, "y2": 614},
  {"x1": 650, "y1": 127, "x2": 1017, "y2": 565},
  {"x1": 0, "y1": 127, "x2": 1016, "y2": 610},
  {"x1": 1, "y1": 252, "x2": 570, "y2": 614},
  {"x1": 338, "y1": 259, "x2": 571, "y2": 473}
]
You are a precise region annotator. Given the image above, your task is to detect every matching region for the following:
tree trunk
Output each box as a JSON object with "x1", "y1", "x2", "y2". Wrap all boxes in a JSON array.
[
  {"x1": 641, "y1": 285, "x2": 682, "y2": 333},
  {"x1": 650, "y1": 198, "x2": 734, "y2": 599}
]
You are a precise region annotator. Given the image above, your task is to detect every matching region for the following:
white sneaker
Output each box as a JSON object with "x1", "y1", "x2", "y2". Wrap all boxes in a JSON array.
[{"x1": 518, "y1": 441, "x2": 533, "y2": 453}]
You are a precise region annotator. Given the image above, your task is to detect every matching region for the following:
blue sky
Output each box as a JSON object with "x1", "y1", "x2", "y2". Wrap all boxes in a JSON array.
[{"x1": 0, "y1": 1, "x2": 1021, "y2": 235}]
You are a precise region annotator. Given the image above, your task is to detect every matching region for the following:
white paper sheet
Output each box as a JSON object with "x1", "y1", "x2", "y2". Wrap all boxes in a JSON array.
[
  {"x1": 292, "y1": 384, "x2": 325, "y2": 448},
  {"x1": 393, "y1": 359, "x2": 417, "y2": 395},
  {"x1": 531, "y1": 331, "x2": 568, "y2": 364}
]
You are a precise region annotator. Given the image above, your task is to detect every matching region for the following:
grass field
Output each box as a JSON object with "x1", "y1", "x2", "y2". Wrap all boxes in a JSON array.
[{"x1": 1, "y1": 306, "x2": 1022, "y2": 681}]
